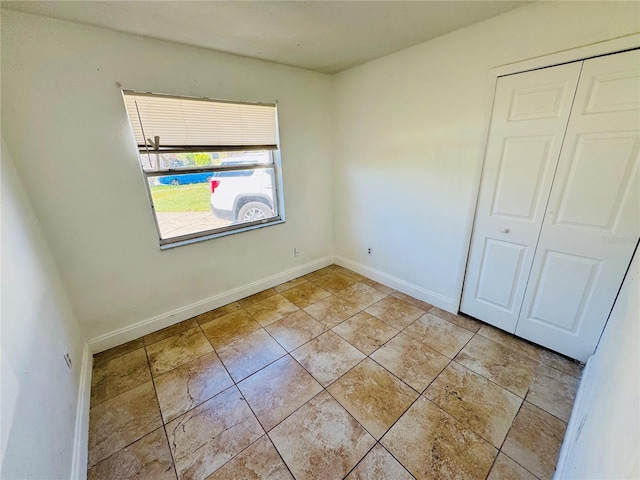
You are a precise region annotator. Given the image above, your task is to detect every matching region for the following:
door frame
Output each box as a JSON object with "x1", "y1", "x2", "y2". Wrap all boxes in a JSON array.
[{"x1": 453, "y1": 33, "x2": 640, "y2": 313}]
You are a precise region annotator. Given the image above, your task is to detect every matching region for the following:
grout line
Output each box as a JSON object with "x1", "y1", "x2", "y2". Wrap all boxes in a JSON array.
[
  {"x1": 499, "y1": 450, "x2": 543, "y2": 480},
  {"x1": 144, "y1": 344, "x2": 178, "y2": 480},
  {"x1": 90, "y1": 357, "x2": 150, "y2": 408},
  {"x1": 493, "y1": 400, "x2": 545, "y2": 480},
  {"x1": 264, "y1": 434, "x2": 298, "y2": 480},
  {"x1": 85, "y1": 426, "x2": 174, "y2": 476},
  {"x1": 341, "y1": 441, "x2": 379, "y2": 479},
  {"x1": 377, "y1": 442, "x2": 417, "y2": 479}
]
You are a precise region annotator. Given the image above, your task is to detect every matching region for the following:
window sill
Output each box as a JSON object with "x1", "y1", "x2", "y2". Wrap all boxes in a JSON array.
[{"x1": 159, "y1": 217, "x2": 285, "y2": 250}]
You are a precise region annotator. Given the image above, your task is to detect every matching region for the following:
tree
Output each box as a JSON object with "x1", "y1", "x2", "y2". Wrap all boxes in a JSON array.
[{"x1": 176, "y1": 152, "x2": 215, "y2": 166}]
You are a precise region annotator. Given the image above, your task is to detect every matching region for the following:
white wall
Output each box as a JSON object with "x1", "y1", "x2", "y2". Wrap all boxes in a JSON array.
[
  {"x1": 333, "y1": 1, "x2": 640, "y2": 311},
  {"x1": 558, "y1": 252, "x2": 639, "y2": 479},
  {"x1": 1, "y1": 139, "x2": 86, "y2": 479},
  {"x1": 1, "y1": 10, "x2": 334, "y2": 343}
]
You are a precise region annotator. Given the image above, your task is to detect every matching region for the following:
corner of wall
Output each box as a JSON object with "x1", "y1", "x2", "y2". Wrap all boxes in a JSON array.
[{"x1": 70, "y1": 344, "x2": 93, "y2": 480}]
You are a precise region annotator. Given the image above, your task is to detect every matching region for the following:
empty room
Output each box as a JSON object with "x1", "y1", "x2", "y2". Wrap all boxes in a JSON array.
[{"x1": 1, "y1": 1, "x2": 638, "y2": 479}]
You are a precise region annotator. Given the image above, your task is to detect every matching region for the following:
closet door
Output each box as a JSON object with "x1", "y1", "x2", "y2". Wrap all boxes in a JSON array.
[
  {"x1": 515, "y1": 49, "x2": 640, "y2": 361},
  {"x1": 460, "y1": 63, "x2": 582, "y2": 332}
]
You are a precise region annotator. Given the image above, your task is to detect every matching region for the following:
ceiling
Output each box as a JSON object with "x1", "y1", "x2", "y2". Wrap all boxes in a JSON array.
[{"x1": 1, "y1": 1, "x2": 530, "y2": 74}]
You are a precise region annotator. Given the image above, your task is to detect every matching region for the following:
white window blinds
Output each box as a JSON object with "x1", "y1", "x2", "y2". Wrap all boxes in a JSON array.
[{"x1": 123, "y1": 91, "x2": 278, "y2": 153}]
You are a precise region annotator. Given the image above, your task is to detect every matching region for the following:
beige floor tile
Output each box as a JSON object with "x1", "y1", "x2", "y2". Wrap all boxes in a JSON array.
[
  {"x1": 360, "y1": 278, "x2": 396, "y2": 295},
  {"x1": 311, "y1": 271, "x2": 358, "y2": 294},
  {"x1": 244, "y1": 294, "x2": 299, "y2": 327},
  {"x1": 93, "y1": 338, "x2": 144, "y2": 367},
  {"x1": 238, "y1": 355, "x2": 323, "y2": 431},
  {"x1": 328, "y1": 358, "x2": 418, "y2": 439},
  {"x1": 274, "y1": 277, "x2": 308, "y2": 293},
  {"x1": 302, "y1": 266, "x2": 334, "y2": 281},
  {"x1": 195, "y1": 302, "x2": 242, "y2": 325},
  {"x1": 291, "y1": 331, "x2": 365, "y2": 386},
  {"x1": 455, "y1": 335, "x2": 538, "y2": 398},
  {"x1": 346, "y1": 444, "x2": 414, "y2": 480},
  {"x1": 365, "y1": 297, "x2": 425, "y2": 329},
  {"x1": 205, "y1": 435, "x2": 293, "y2": 479},
  {"x1": 281, "y1": 282, "x2": 332, "y2": 308},
  {"x1": 404, "y1": 313, "x2": 474, "y2": 359},
  {"x1": 540, "y1": 349, "x2": 583, "y2": 378},
  {"x1": 217, "y1": 329, "x2": 286, "y2": 382},
  {"x1": 381, "y1": 397, "x2": 497, "y2": 480},
  {"x1": 332, "y1": 312, "x2": 398, "y2": 355},
  {"x1": 502, "y1": 402, "x2": 567, "y2": 480},
  {"x1": 477, "y1": 324, "x2": 543, "y2": 362},
  {"x1": 343, "y1": 271, "x2": 368, "y2": 282},
  {"x1": 144, "y1": 318, "x2": 199, "y2": 346},
  {"x1": 200, "y1": 309, "x2": 261, "y2": 349},
  {"x1": 428, "y1": 307, "x2": 482, "y2": 333},
  {"x1": 390, "y1": 292, "x2": 433, "y2": 311},
  {"x1": 167, "y1": 386, "x2": 264, "y2": 480},
  {"x1": 333, "y1": 266, "x2": 368, "y2": 282},
  {"x1": 88, "y1": 381, "x2": 163, "y2": 468},
  {"x1": 154, "y1": 351, "x2": 234, "y2": 423},
  {"x1": 315, "y1": 266, "x2": 336, "y2": 276},
  {"x1": 91, "y1": 347, "x2": 151, "y2": 407},
  {"x1": 238, "y1": 288, "x2": 278, "y2": 308},
  {"x1": 424, "y1": 362, "x2": 522, "y2": 447},
  {"x1": 264, "y1": 310, "x2": 327, "y2": 351},
  {"x1": 487, "y1": 453, "x2": 538, "y2": 480},
  {"x1": 146, "y1": 327, "x2": 214, "y2": 376},
  {"x1": 412, "y1": 300, "x2": 435, "y2": 311},
  {"x1": 88, "y1": 427, "x2": 175, "y2": 480},
  {"x1": 370, "y1": 333, "x2": 449, "y2": 392},
  {"x1": 335, "y1": 283, "x2": 387, "y2": 310},
  {"x1": 526, "y1": 363, "x2": 579, "y2": 422},
  {"x1": 303, "y1": 295, "x2": 361, "y2": 328},
  {"x1": 269, "y1": 391, "x2": 375, "y2": 480}
]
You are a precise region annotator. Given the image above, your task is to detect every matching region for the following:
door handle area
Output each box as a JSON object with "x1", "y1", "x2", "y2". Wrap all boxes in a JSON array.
[{"x1": 500, "y1": 228, "x2": 510, "y2": 233}]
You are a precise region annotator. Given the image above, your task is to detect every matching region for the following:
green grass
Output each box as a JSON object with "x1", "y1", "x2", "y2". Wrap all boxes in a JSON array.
[{"x1": 150, "y1": 184, "x2": 210, "y2": 212}]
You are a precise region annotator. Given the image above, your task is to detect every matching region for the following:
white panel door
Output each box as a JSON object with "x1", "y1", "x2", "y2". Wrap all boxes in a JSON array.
[
  {"x1": 515, "y1": 49, "x2": 640, "y2": 361},
  {"x1": 461, "y1": 63, "x2": 582, "y2": 332}
]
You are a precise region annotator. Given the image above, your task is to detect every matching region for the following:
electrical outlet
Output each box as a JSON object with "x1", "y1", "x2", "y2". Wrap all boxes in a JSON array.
[
  {"x1": 63, "y1": 352, "x2": 72, "y2": 369},
  {"x1": 294, "y1": 247, "x2": 300, "y2": 257},
  {"x1": 367, "y1": 248, "x2": 372, "y2": 255}
]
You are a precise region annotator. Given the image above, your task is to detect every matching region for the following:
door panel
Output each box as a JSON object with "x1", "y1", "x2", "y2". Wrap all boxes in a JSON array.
[
  {"x1": 475, "y1": 239, "x2": 527, "y2": 310},
  {"x1": 461, "y1": 62, "x2": 582, "y2": 332},
  {"x1": 491, "y1": 136, "x2": 554, "y2": 220},
  {"x1": 508, "y1": 82, "x2": 571, "y2": 121},
  {"x1": 583, "y1": 69, "x2": 640, "y2": 114},
  {"x1": 516, "y1": 49, "x2": 640, "y2": 361},
  {"x1": 526, "y1": 250, "x2": 601, "y2": 333},
  {"x1": 555, "y1": 133, "x2": 639, "y2": 228}
]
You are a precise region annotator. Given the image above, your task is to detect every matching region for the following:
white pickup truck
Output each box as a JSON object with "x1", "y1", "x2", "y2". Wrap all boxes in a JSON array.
[{"x1": 209, "y1": 158, "x2": 276, "y2": 223}]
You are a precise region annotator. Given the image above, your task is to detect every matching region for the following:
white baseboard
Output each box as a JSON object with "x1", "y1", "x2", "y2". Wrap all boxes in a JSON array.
[
  {"x1": 334, "y1": 256, "x2": 456, "y2": 312},
  {"x1": 553, "y1": 356, "x2": 593, "y2": 480},
  {"x1": 70, "y1": 343, "x2": 93, "y2": 480},
  {"x1": 88, "y1": 256, "x2": 334, "y2": 353}
]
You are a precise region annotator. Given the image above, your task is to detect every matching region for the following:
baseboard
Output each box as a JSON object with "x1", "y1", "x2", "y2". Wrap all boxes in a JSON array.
[
  {"x1": 88, "y1": 255, "x2": 334, "y2": 353},
  {"x1": 70, "y1": 343, "x2": 93, "y2": 480},
  {"x1": 334, "y1": 256, "x2": 456, "y2": 312},
  {"x1": 553, "y1": 356, "x2": 593, "y2": 480}
]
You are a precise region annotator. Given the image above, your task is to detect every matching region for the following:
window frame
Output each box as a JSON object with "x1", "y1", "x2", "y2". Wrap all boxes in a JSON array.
[{"x1": 122, "y1": 90, "x2": 286, "y2": 249}]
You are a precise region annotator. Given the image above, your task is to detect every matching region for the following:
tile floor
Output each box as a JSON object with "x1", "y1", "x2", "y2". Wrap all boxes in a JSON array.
[{"x1": 87, "y1": 265, "x2": 583, "y2": 480}]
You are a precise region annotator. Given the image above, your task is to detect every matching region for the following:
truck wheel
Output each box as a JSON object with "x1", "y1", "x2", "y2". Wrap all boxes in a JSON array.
[
  {"x1": 170, "y1": 179, "x2": 180, "y2": 185},
  {"x1": 238, "y1": 202, "x2": 272, "y2": 222}
]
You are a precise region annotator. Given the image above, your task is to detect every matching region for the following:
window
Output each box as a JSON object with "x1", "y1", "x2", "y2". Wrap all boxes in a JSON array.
[{"x1": 122, "y1": 91, "x2": 285, "y2": 248}]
